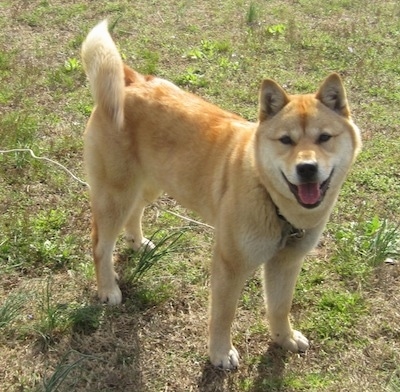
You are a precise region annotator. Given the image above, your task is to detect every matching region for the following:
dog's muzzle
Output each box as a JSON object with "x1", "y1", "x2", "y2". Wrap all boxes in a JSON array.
[{"x1": 282, "y1": 168, "x2": 334, "y2": 209}]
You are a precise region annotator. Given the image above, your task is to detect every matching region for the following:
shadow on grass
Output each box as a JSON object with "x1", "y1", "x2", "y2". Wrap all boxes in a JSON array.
[
  {"x1": 250, "y1": 344, "x2": 288, "y2": 392},
  {"x1": 198, "y1": 361, "x2": 231, "y2": 391},
  {"x1": 68, "y1": 307, "x2": 144, "y2": 391},
  {"x1": 38, "y1": 298, "x2": 145, "y2": 391}
]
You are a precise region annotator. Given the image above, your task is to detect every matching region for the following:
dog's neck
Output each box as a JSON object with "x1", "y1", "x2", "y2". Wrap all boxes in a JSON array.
[{"x1": 275, "y1": 205, "x2": 305, "y2": 248}]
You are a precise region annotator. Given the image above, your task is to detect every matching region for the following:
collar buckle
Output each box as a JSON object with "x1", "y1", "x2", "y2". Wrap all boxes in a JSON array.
[{"x1": 275, "y1": 206, "x2": 305, "y2": 246}]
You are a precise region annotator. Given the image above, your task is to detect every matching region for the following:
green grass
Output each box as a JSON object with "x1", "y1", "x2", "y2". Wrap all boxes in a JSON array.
[
  {"x1": 0, "y1": 0, "x2": 399, "y2": 391},
  {"x1": 387, "y1": 368, "x2": 400, "y2": 392},
  {"x1": 0, "y1": 290, "x2": 26, "y2": 329},
  {"x1": 124, "y1": 228, "x2": 188, "y2": 283}
]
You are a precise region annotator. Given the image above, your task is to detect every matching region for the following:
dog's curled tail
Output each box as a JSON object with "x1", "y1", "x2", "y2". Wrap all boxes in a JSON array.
[{"x1": 81, "y1": 20, "x2": 124, "y2": 130}]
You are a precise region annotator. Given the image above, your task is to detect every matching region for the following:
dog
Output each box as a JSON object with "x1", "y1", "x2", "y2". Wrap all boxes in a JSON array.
[{"x1": 81, "y1": 20, "x2": 361, "y2": 370}]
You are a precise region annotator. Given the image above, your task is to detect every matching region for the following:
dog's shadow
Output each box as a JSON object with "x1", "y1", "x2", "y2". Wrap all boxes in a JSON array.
[
  {"x1": 197, "y1": 343, "x2": 287, "y2": 392},
  {"x1": 250, "y1": 344, "x2": 288, "y2": 391},
  {"x1": 197, "y1": 362, "x2": 230, "y2": 392}
]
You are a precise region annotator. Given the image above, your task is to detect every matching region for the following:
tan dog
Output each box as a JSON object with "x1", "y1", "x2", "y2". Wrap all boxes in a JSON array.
[{"x1": 81, "y1": 21, "x2": 361, "y2": 369}]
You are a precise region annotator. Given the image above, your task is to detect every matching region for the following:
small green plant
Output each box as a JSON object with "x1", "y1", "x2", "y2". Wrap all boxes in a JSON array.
[
  {"x1": 201, "y1": 39, "x2": 230, "y2": 56},
  {"x1": 33, "y1": 209, "x2": 66, "y2": 234},
  {"x1": 0, "y1": 291, "x2": 26, "y2": 329},
  {"x1": 42, "y1": 350, "x2": 98, "y2": 392},
  {"x1": 0, "y1": 50, "x2": 12, "y2": 71},
  {"x1": 186, "y1": 39, "x2": 230, "y2": 60},
  {"x1": 34, "y1": 277, "x2": 69, "y2": 346},
  {"x1": 186, "y1": 47, "x2": 206, "y2": 60},
  {"x1": 127, "y1": 228, "x2": 188, "y2": 283},
  {"x1": 68, "y1": 303, "x2": 103, "y2": 334},
  {"x1": 365, "y1": 217, "x2": 399, "y2": 266},
  {"x1": 266, "y1": 23, "x2": 287, "y2": 36},
  {"x1": 0, "y1": 112, "x2": 39, "y2": 150},
  {"x1": 138, "y1": 49, "x2": 159, "y2": 74},
  {"x1": 63, "y1": 57, "x2": 80, "y2": 72},
  {"x1": 218, "y1": 56, "x2": 239, "y2": 72},
  {"x1": 333, "y1": 216, "x2": 400, "y2": 279},
  {"x1": 175, "y1": 68, "x2": 208, "y2": 88},
  {"x1": 386, "y1": 368, "x2": 400, "y2": 392},
  {"x1": 29, "y1": 209, "x2": 77, "y2": 269},
  {"x1": 246, "y1": 2, "x2": 259, "y2": 25},
  {"x1": 313, "y1": 290, "x2": 366, "y2": 340},
  {"x1": 48, "y1": 57, "x2": 85, "y2": 92}
]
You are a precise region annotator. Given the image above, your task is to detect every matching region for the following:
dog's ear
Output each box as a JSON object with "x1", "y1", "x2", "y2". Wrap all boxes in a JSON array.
[
  {"x1": 259, "y1": 79, "x2": 289, "y2": 121},
  {"x1": 316, "y1": 73, "x2": 350, "y2": 118}
]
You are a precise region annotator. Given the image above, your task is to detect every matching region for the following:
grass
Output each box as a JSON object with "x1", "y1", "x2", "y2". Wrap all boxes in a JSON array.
[
  {"x1": 0, "y1": 0, "x2": 399, "y2": 391},
  {"x1": 125, "y1": 228, "x2": 189, "y2": 283},
  {"x1": 0, "y1": 290, "x2": 26, "y2": 329}
]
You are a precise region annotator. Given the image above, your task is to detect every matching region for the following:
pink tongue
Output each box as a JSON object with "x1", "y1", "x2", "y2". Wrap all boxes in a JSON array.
[{"x1": 298, "y1": 183, "x2": 320, "y2": 205}]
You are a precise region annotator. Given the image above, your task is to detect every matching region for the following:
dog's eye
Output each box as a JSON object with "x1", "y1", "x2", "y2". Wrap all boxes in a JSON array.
[
  {"x1": 279, "y1": 136, "x2": 294, "y2": 145},
  {"x1": 317, "y1": 133, "x2": 332, "y2": 143}
]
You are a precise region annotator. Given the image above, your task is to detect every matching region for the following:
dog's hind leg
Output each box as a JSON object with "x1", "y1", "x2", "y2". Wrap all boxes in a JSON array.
[
  {"x1": 263, "y1": 249, "x2": 309, "y2": 353},
  {"x1": 124, "y1": 187, "x2": 161, "y2": 251},
  {"x1": 91, "y1": 185, "x2": 137, "y2": 305}
]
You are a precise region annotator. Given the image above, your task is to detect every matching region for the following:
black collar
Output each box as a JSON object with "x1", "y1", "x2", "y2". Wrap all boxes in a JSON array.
[{"x1": 275, "y1": 205, "x2": 305, "y2": 244}]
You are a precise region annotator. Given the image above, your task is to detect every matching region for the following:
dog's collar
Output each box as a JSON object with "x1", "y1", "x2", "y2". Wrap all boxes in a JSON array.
[{"x1": 275, "y1": 205, "x2": 305, "y2": 245}]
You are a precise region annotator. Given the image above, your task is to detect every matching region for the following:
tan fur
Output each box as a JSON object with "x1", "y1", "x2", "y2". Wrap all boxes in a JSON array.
[{"x1": 81, "y1": 21, "x2": 361, "y2": 370}]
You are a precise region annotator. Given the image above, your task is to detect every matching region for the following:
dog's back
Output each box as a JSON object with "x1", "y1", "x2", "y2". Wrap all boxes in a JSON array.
[{"x1": 81, "y1": 21, "x2": 256, "y2": 223}]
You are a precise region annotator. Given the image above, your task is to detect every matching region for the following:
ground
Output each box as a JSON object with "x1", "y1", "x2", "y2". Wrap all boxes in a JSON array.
[{"x1": 0, "y1": 0, "x2": 399, "y2": 391}]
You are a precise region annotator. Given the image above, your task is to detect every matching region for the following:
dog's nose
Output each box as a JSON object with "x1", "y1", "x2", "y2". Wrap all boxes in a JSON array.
[{"x1": 296, "y1": 162, "x2": 318, "y2": 182}]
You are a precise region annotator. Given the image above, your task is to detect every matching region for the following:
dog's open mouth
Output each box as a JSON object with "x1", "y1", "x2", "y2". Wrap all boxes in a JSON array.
[{"x1": 282, "y1": 170, "x2": 334, "y2": 209}]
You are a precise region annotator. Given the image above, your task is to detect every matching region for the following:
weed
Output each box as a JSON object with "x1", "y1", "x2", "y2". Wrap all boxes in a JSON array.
[
  {"x1": 137, "y1": 49, "x2": 159, "y2": 75},
  {"x1": 186, "y1": 47, "x2": 206, "y2": 60},
  {"x1": 42, "y1": 350, "x2": 99, "y2": 392},
  {"x1": 265, "y1": 24, "x2": 287, "y2": 36},
  {"x1": 218, "y1": 56, "x2": 239, "y2": 71},
  {"x1": 175, "y1": 67, "x2": 208, "y2": 88},
  {"x1": 365, "y1": 217, "x2": 400, "y2": 266},
  {"x1": 126, "y1": 228, "x2": 188, "y2": 283},
  {"x1": 63, "y1": 57, "x2": 81, "y2": 73},
  {"x1": 313, "y1": 290, "x2": 366, "y2": 340},
  {"x1": 0, "y1": 112, "x2": 39, "y2": 151},
  {"x1": 332, "y1": 217, "x2": 400, "y2": 280},
  {"x1": 246, "y1": 2, "x2": 259, "y2": 25},
  {"x1": 34, "y1": 277, "x2": 69, "y2": 347},
  {"x1": 186, "y1": 39, "x2": 231, "y2": 60},
  {"x1": 0, "y1": 291, "x2": 26, "y2": 329},
  {"x1": 0, "y1": 50, "x2": 12, "y2": 71},
  {"x1": 68, "y1": 304, "x2": 104, "y2": 334},
  {"x1": 386, "y1": 368, "x2": 400, "y2": 392},
  {"x1": 28, "y1": 209, "x2": 79, "y2": 269},
  {"x1": 76, "y1": 261, "x2": 95, "y2": 282}
]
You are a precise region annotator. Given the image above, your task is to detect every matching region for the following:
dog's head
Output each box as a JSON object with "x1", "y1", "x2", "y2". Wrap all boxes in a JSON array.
[{"x1": 255, "y1": 74, "x2": 361, "y2": 224}]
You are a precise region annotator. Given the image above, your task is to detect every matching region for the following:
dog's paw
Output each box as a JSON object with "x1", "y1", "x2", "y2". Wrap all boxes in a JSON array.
[
  {"x1": 210, "y1": 347, "x2": 239, "y2": 370},
  {"x1": 139, "y1": 237, "x2": 155, "y2": 252},
  {"x1": 126, "y1": 236, "x2": 155, "y2": 252},
  {"x1": 98, "y1": 284, "x2": 122, "y2": 305},
  {"x1": 277, "y1": 330, "x2": 309, "y2": 353}
]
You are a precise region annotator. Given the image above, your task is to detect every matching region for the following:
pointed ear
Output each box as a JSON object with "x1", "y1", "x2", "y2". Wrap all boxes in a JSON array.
[
  {"x1": 316, "y1": 73, "x2": 350, "y2": 117},
  {"x1": 259, "y1": 79, "x2": 289, "y2": 121}
]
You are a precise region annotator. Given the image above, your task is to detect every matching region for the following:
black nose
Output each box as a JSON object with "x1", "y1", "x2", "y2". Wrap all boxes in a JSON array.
[{"x1": 297, "y1": 162, "x2": 318, "y2": 182}]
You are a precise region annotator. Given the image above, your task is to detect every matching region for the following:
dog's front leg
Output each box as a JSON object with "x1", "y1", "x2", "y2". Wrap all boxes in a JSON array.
[
  {"x1": 263, "y1": 248, "x2": 309, "y2": 353},
  {"x1": 208, "y1": 249, "x2": 252, "y2": 370}
]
